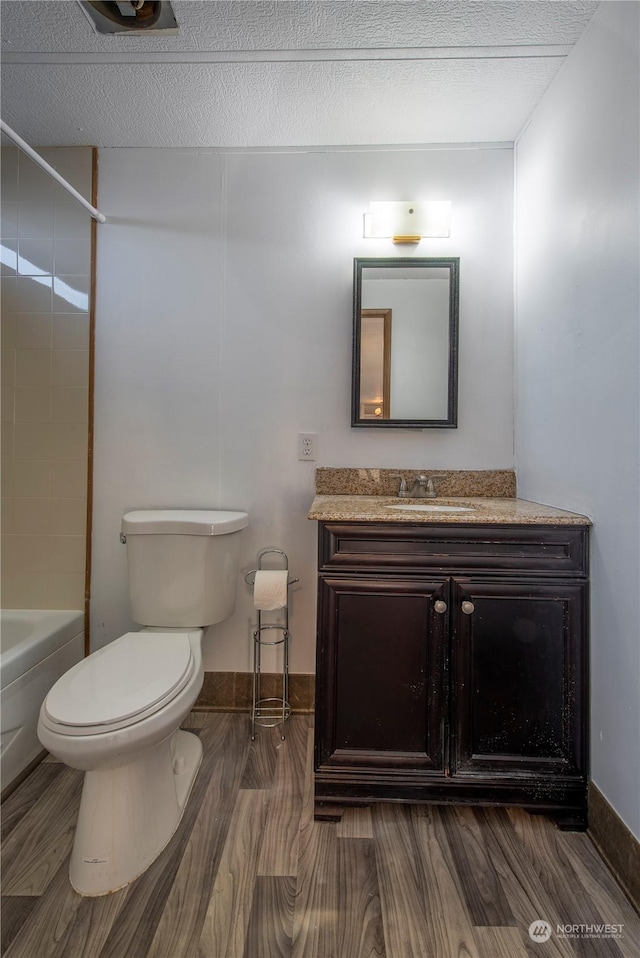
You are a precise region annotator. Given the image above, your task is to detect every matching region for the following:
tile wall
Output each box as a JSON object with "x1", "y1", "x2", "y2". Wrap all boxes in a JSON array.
[{"x1": 1, "y1": 145, "x2": 92, "y2": 610}]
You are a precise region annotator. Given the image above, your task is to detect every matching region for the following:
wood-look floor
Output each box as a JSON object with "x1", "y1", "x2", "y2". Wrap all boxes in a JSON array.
[{"x1": 2, "y1": 712, "x2": 639, "y2": 958}]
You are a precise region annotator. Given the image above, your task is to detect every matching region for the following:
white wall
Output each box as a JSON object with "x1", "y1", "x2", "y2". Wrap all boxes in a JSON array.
[
  {"x1": 515, "y1": 3, "x2": 639, "y2": 837},
  {"x1": 91, "y1": 145, "x2": 514, "y2": 674}
]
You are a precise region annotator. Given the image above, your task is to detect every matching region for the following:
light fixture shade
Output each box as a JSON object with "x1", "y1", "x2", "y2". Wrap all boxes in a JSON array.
[{"x1": 363, "y1": 201, "x2": 451, "y2": 240}]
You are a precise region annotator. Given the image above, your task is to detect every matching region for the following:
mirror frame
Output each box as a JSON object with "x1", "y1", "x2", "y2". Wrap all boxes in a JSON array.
[{"x1": 351, "y1": 256, "x2": 460, "y2": 429}]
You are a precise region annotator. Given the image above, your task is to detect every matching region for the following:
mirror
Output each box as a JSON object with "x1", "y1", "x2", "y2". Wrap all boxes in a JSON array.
[{"x1": 352, "y1": 257, "x2": 459, "y2": 428}]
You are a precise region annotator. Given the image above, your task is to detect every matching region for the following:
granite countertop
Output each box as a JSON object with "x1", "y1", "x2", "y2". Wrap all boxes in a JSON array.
[{"x1": 308, "y1": 495, "x2": 591, "y2": 526}]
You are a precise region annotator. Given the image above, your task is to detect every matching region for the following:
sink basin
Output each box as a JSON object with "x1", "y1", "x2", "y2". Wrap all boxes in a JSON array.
[{"x1": 386, "y1": 503, "x2": 475, "y2": 513}]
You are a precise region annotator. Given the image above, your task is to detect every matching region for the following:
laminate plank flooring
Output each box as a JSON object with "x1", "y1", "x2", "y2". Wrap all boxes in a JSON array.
[
  {"x1": 197, "y1": 790, "x2": 269, "y2": 958},
  {"x1": 441, "y1": 806, "x2": 515, "y2": 928},
  {"x1": 2, "y1": 711, "x2": 639, "y2": 958},
  {"x1": 242, "y1": 876, "x2": 295, "y2": 958},
  {"x1": 2, "y1": 765, "x2": 83, "y2": 896},
  {"x1": 411, "y1": 805, "x2": 482, "y2": 958},
  {"x1": 256, "y1": 717, "x2": 308, "y2": 878}
]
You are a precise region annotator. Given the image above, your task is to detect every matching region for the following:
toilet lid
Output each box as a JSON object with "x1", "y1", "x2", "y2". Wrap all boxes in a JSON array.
[{"x1": 43, "y1": 632, "x2": 194, "y2": 728}]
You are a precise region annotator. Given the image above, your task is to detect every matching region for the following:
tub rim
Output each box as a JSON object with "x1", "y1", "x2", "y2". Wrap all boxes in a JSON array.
[{"x1": 1, "y1": 609, "x2": 84, "y2": 689}]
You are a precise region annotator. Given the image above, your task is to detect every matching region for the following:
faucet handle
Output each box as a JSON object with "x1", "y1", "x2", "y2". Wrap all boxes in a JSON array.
[
  {"x1": 390, "y1": 474, "x2": 408, "y2": 497},
  {"x1": 423, "y1": 474, "x2": 446, "y2": 496}
]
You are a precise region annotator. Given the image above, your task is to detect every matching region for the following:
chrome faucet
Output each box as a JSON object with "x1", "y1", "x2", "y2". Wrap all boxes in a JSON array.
[
  {"x1": 408, "y1": 474, "x2": 445, "y2": 498},
  {"x1": 390, "y1": 474, "x2": 409, "y2": 498}
]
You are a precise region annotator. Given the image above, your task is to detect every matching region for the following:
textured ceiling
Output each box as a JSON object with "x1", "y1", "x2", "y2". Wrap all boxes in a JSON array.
[{"x1": 0, "y1": 1, "x2": 599, "y2": 148}]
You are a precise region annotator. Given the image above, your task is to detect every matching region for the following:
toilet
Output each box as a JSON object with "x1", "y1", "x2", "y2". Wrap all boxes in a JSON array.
[{"x1": 37, "y1": 508, "x2": 248, "y2": 897}]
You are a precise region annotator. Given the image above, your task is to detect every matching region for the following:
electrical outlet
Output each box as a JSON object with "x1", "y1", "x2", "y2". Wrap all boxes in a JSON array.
[{"x1": 298, "y1": 432, "x2": 317, "y2": 461}]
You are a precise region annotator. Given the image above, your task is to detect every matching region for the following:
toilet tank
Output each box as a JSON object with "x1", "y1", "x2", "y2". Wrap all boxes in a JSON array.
[{"x1": 121, "y1": 510, "x2": 248, "y2": 628}]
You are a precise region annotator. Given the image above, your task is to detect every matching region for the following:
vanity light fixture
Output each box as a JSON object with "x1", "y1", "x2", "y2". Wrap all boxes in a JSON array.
[{"x1": 363, "y1": 200, "x2": 451, "y2": 244}]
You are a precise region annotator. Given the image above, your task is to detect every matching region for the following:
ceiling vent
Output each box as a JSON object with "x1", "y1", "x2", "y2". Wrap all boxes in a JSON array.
[{"x1": 79, "y1": 1, "x2": 178, "y2": 35}]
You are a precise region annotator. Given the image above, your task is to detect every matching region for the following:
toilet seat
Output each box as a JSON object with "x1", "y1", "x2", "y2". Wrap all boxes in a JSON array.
[{"x1": 40, "y1": 632, "x2": 195, "y2": 736}]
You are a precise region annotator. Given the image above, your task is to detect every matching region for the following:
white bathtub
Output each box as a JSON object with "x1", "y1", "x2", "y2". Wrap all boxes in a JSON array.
[{"x1": 1, "y1": 609, "x2": 84, "y2": 791}]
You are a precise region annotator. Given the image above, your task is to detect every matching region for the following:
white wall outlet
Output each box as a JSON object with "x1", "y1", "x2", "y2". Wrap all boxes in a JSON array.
[{"x1": 298, "y1": 432, "x2": 317, "y2": 461}]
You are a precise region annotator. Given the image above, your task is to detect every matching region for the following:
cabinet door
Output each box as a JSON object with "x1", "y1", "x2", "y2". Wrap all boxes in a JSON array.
[
  {"x1": 315, "y1": 576, "x2": 448, "y2": 773},
  {"x1": 453, "y1": 578, "x2": 587, "y2": 777}
]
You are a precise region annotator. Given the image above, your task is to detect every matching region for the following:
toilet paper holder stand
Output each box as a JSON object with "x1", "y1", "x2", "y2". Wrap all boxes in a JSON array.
[{"x1": 245, "y1": 549, "x2": 299, "y2": 740}]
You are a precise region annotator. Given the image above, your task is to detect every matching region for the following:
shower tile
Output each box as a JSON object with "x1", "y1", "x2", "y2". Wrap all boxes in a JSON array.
[
  {"x1": 1, "y1": 238, "x2": 18, "y2": 275},
  {"x1": 18, "y1": 238, "x2": 54, "y2": 276},
  {"x1": 11, "y1": 534, "x2": 50, "y2": 572},
  {"x1": 48, "y1": 535, "x2": 85, "y2": 573},
  {"x1": 50, "y1": 149, "x2": 93, "y2": 196},
  {"x1": 1, "y1": 346, "x2": 16, "y2": 386},
  {"x1": 17, "y1": 203, "x2": 55, "y2": 240},
  {"x1": 1, "y1": 497, "x2": 14, "y2": 534},
  {"x1": 13, "y1": 497, "x2": 51, "y2": 535},
  {"x1": 52, "y1": 314, "x2": 89, "y2": 350},
  {"x1": 16, "y1": 275, "x2": 53, "y2": 312},
  {"x1": 53, "y1": 275, "x2": 89, "y2": 313},
  {"x1": 1, "y1": 147, "x2": 19, "y2": 201},
  {"x1": 1, "y1": 203, "x2": 18, "y2": 238},
  {"x1": 1, "y1": 312, "x2": 17, "y2": 348},
  {"x1": 52, "y1": 349, "x2": 89, "y2": 387},
  {"x1": 15, "y1": 349, "x2": 52, "y2": 387},
  {"x1": 13, "y1": 460, "x2": 52, "y2": 498},
  {"x1": 14, "y1": 386, "x2": 52, "y2": 423},
  {"x1": 2, "y1": 385, "x2": 15, "y2": 423},
  {"x1": 49, "y1": 498, "x2": 86, "y2": 536},
  {"x1": 1, "y1": 534, "x2": 15, "y2": 574},
  {"x1": 1, "y1": 422, "x2": 15, "y2": 462},
  {"x1": 49, "y1": 422, "x2": 88, "y2": 461},
  {"x1": 54, "y1": 240, "x2": 90, "y2": 276},
  {"x1": 1, "y1": 277, "x2": 19, "y2": 313},
  {"x1": 0, "y1": 574, "x2": 16, "y2": 605},
  {"x1": 46, "y1": 572, "x2": 85, "y2": 610},
  {"x1": 54, "y1": 203, "x2": 90, "y2": 241},
  {"x1": 9, "y1": 572, "x2": 48, "y2": 608},
  {"x1": 14, "y1": 422, "x2": 52, "y2": 460},
  {"x1": 50, "y1": 460, "x2": 86, "y2": 498},
  {"x1": 51, "y1": 387, "x2": 88, "y2": 424},
  {"x1": 16, "y1": 314, "x2": 52, "y2": 349},
  {"x1": 1, "y1": 457, "x2": 14, "y2": 497},
  {"x1": 17, "y1": 160, "x2": 57, "y2": 203},
  {"x1": 2, "y1": 147, "x2": 92, "y2": 619}
]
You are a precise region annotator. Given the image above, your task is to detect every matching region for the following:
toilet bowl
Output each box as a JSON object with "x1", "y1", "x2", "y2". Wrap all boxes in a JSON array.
[
  {"x1": 37, "y1": 509, "x2": 248, "y2": 897},
  {"x1": 38, "y1": 628, "x2": 204, "y2": 896}
]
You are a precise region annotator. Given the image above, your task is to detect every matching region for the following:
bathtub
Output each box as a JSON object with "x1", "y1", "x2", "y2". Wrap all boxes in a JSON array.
[{"x1": 1, "y1": 609, "x2": 84, "y2": 791}]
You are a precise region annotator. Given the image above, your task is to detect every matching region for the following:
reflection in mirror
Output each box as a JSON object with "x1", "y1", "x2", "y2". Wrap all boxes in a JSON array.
[
  {"x1": 352, "y1": 258, "x2": 459, "y2": 428},
  {"x1": 360, "y1": 309, "x2": 391, "y2": 419}
]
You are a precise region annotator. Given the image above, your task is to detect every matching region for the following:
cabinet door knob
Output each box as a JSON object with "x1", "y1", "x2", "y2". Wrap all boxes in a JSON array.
[
  {"x1": 434, "y1": 599, "x2": 447, "y2": 614},
  {"x1": 461, "y1": 600, "x2": 475, "y2": 615}
]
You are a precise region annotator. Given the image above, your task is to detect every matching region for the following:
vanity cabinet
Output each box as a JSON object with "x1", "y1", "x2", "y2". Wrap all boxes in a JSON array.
[{"x1": 314, "y1": 522, "x2": 589, "y2": 828}]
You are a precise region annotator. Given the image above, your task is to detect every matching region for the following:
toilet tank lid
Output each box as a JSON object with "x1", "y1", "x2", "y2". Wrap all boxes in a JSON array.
[{"x1": 122, "y1": 509, "x2": 248, "y2": 536}]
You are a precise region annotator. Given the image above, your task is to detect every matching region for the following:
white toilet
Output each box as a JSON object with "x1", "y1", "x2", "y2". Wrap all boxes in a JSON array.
[{"x1": 37, "y1": 508, "x2": 248, "y2": 897}]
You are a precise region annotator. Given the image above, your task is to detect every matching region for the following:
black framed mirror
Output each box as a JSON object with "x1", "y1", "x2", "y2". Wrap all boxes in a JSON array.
[{"x1": 352, "y1": 257, "x2": 459, "y2": 428}]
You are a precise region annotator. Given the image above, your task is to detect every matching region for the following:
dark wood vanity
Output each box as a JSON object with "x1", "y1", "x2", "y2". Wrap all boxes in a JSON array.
[{"x1": 311, "y1": 503, "x2": 590, "y2": 829}]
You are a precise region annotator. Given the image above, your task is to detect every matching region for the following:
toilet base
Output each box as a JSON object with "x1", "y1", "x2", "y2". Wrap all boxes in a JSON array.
[{"x1": 69, "y1": 728, "x2": 202, "y2": 896}]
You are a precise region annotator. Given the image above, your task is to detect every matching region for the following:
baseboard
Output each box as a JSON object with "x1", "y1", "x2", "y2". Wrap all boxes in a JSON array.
[
  {"x1": 588, "y1": 782, "x2": 640, "y2": 912},
  {"x1": 194, "y1": 671, "x2": 314, "y2": 714}
]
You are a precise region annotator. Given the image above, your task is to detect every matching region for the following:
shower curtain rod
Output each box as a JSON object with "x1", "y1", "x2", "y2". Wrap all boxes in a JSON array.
[{"x1": 0, "y1": 120, "x2": 106, "y2": 224}]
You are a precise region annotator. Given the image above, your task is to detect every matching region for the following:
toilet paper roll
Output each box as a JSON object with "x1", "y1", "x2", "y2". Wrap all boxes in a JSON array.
[{"x1": 253, "y1": 570, "x2": 289, "y2": 611}]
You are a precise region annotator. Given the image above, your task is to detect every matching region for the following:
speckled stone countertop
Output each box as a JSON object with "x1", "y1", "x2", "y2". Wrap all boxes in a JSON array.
[
  {"x1": 315, "y1": 467, "x2": 516, "y2": 498},
  {"x1": 308, "y1": 495, "x2": 591, "y2": 525}
]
